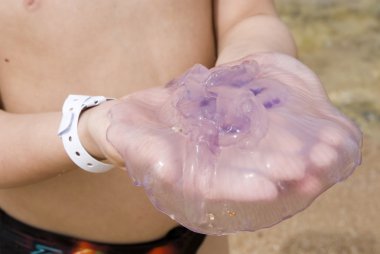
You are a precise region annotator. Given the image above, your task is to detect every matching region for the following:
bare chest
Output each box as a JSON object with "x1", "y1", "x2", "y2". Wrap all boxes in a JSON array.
[
  {"x1": 0, "y1": 0, "x2": 215, "y2": 112},
  {"x1": 0, "y1": 0, "x2": 216, "y2": 243}
]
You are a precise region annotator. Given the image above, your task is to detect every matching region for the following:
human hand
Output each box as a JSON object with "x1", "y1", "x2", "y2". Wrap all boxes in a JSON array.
[
  {"x1": 77, "y1": 99, "x2": 126, "y2": 168},
  {"x1": 106, "y1": 52, "x2": 362, "y2": 234}
]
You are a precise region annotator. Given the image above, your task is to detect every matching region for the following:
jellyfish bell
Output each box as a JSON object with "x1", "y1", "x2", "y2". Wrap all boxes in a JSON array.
[{"x1": 107, "y1": 52, "x2": 362, "y2": 235}]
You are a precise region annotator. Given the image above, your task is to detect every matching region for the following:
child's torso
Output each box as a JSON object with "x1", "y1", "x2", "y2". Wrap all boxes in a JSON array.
[{"x1": 0, "y1": 0, "x2": 216, "y2": 244}]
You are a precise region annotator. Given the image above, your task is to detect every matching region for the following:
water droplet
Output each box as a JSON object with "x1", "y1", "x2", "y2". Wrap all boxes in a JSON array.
[
  {"x1": 227, "y1": 210, "x2": 236, "y2": 217},
  {"x1": 208, "y1": 213, "x2": 215, "y2": 221},
  {"x1": 171, "y1": 126, "x2": 183, "y2": 133}
]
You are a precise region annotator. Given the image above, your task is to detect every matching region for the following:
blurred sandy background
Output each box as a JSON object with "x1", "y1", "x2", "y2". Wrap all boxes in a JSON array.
[{"x1": 229, "y1": 0, "x2": 380, "y2": 253}]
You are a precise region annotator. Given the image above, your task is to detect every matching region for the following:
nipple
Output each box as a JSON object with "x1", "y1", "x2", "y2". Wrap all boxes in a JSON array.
[{"x1": 24, "y1": 0, "x2": 40, "y2": 11}]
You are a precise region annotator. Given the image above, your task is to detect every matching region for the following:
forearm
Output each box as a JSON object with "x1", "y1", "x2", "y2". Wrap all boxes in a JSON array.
[
  {"x1": 216, "y1": 14, "x2": 297, "y2": 65},
  {"x1": 0, "y1": 96, "x2": 123, "y2": 189},
  {"x1": 0, "y1": 110, "x2": 74, "y2": 188}
]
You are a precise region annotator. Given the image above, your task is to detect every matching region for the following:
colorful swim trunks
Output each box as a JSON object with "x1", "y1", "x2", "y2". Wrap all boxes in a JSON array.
[{"x1": 0, "y1": 209, "x2": 205, "y2": 254}]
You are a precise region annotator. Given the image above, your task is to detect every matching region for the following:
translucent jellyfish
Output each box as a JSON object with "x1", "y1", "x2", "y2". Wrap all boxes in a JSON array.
[{"x1": 106, "y1": 53, "x2": 362, "y2": 235}]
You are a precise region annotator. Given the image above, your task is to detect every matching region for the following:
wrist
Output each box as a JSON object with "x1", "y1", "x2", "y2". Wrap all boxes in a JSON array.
[
  {"x1": 77, "y1": 108, "x2": 106, "y2": 161},
  {"x1": 58, "y1": 95, "x2": 114, "y2": 173}
]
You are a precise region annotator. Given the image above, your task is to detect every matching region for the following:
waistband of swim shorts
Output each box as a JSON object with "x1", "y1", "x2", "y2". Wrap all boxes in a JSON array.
[{"x1": 0, "y1": 209, "x2": 205, "y2": 254}]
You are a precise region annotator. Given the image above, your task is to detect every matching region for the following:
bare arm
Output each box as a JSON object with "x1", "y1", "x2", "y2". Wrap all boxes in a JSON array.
[
  {"x1": 0, "y1": 86, "x2": 75, "y2": 188},
  {"x1": 0, "y1": 110, "x2": 74, "y2": 188},
  {"x1": 214, "y1": 0, "x2": 297, "y2": 65},
  {"x1": 0, "y1": 100, "x2": 120, "y2": 189}
]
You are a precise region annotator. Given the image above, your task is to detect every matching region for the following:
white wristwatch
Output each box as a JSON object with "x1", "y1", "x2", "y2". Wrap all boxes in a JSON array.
[{"x1": 58, "y1": 95, "x2": 114, "y2": 173}]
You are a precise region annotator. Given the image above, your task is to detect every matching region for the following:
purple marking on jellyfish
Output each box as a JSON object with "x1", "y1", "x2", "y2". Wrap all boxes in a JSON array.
[
  {"x1": 263, "y1": 101, "x2": 273, "y2": 109},
  {"x1": 200, "y1": 98, "x2": 217, "y2": 120},
  {"x1": 250, "y1": 87, "x2": 266, "y2": 96},
  {"x1": 200, "y1": 99, "x2": 210, "y2": 107},
  {"x1": 263, "y1": 98, "x2": 281, "y2": 109}
]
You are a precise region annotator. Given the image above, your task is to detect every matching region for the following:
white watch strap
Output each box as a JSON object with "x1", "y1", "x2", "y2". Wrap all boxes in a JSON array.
[{"x1": 58, "y1": 95, "x2": 114, "y2": 173}]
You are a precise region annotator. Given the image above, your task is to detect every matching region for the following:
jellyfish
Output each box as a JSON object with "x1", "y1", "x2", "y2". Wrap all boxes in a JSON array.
[{"x1": 106, "y1": 53, "x2": 362, "y2": 235}]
